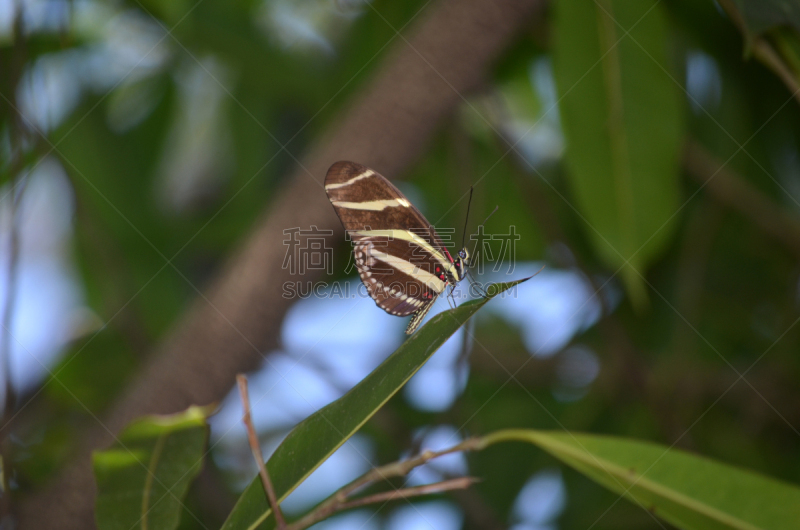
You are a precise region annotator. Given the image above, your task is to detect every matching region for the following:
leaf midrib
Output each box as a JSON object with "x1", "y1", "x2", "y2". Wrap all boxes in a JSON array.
[
  {"x1": 141, "y1": 432, "x2": 167, "y2": 530},
  {"x1": 486, "y1": 430, "x2": 762, "y2": 530},
  {"x1": 595, "y1": 0, "x2": 636, "y2": 260}
]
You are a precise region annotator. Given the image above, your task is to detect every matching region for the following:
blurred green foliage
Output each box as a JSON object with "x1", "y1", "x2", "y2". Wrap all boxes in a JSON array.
[
  {"x1": 3, "y1": 0, "x2": 800, "y2": 528},
  {"x1": 93, "y1": 406, "x2": 211, "y2": 530}
]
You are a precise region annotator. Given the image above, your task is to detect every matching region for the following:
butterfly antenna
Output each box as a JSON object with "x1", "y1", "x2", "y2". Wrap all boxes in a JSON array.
[
  {"x1": 461, "y1": 187, "x2": 474, "y2": 251},
  {"x1": 480, "y1": 205, "x2": 499, "y2": 229}
]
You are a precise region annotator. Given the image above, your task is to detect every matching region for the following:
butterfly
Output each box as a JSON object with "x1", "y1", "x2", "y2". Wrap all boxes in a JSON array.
[{"x1": 325, "y1": 161, "x2": 471, "y2": 334}]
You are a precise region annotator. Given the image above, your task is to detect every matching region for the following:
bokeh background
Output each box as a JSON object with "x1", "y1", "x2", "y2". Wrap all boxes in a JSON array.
[{"x1": 2, "y1": 0, "x2": 800, "y2": 528}]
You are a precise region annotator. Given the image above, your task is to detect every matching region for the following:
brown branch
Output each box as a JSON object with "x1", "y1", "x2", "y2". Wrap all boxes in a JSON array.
[
  {"x1": 0, "y1": 173, "x2": 25, "y2": 527},
  {"x1": 344, "y1": 438, "x2": 482, "y2": 498},
  {"x1": 289, "y1": 478, "x2": 478, "y2": 530},
  {"x1": 1, "y1": 12, "x2": 30, "y2": 523},
  {"x1": 236, "y1": 375, "x2": 285, "y2": 529},
  {"x1": 18, "y1": 0, "x2": 546, "y2": 527},
  {"x1": 285, "y1": 440, "x2": 482, "y2": 530},
  {"x1": 752, "y1": 39, "x2": 800, "y2": 105},
  {"x1": 683, "y1": 141, "x2": 800, "y2": 259},
  {"x1": 339, "y1": 477, "x2": 478, "y2": 510},
  {"x1": 717, "y1": 0, "x2": 800, "y2": 106}
]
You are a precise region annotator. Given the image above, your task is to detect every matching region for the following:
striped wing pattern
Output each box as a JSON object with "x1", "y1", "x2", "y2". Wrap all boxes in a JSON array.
[
  {"x1": 353, "y1": 240, "x2": 429, "y2": 317},
  {"x1": 325, "y1": 161, "x2": 454, "y2": 333}
]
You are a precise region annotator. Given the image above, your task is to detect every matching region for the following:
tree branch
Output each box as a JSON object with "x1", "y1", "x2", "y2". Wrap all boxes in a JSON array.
[
  {"x1": 717, "y1": 0, "x2": 800, "y2": 107},
  {"x1": 683, "y1": 141, "x2": 800, "y2": 259},
  {"x1": 285, "y1": 439, "x2": 482, "y2": 530},
  {"x1": 289, "y1": 478, "x2": 478, "y2": 530},
  {"x1": 236, "y1": 375, "x2": 285, "y2": 529}
]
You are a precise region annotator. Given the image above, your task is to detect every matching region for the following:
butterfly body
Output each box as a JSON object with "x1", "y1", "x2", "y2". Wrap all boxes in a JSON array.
[{"x1": 325, "y1": 161, "x2": 469, "y2": 334}]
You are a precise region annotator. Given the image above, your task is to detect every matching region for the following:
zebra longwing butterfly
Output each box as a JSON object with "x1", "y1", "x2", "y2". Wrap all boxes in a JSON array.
[{"x1": 325, "y1": 161, "x2": 470, "y2": 334}]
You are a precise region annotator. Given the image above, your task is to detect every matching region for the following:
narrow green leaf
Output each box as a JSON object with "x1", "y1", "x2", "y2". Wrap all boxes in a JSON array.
[
  {"x1": 553, "y1": 0, "x2": 683, "y2": 305},
  {"x1": 483, "y1": 430, "x2": 800, "y2": 530},
  {"x1": 222, "y1": 278, "x2": 530, "y2": 530},
  {"x1": 93, "y1": 405, "x2": 212, "y2": 530}
]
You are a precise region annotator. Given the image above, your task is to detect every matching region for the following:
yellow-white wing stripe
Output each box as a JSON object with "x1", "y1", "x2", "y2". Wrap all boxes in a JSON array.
[
  {"x1": 325, "y1": 169, "x2": 375, "y2": 190},
  {"x1": 354, "y1": 229, "x2": 453, "y2": 271},
  {"x1": 369, "y1": 250, "x2": 445, "y2": 292},
  {"x1": 331, "y1": 198, "x2": 411, "y2": 211}
]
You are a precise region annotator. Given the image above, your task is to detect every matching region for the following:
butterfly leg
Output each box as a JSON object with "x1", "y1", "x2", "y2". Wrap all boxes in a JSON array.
[
  {"x1": 467, "y1": 270, "x2": 489, "y2": 299},
  {"x1": 447, "y1": 283, "x2": 459, "y2": 309}
]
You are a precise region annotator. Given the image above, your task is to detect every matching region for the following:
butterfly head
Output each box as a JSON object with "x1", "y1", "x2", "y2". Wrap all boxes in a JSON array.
[{"x1": 453, "y1": 248, "x2": 470, "y2": 282}]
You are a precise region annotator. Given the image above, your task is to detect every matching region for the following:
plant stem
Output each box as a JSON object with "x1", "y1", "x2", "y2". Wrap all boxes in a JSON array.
[
  {"x1": 0, "y1": 12, "x2": 30, "y2": 523},
  {"x1": 236, "y1": 374, "x2": 286, "y2": 529},
  {"x1": 287, "y1": 477, "x2": 478, "y2": 530},
  {"x1": 341, "y1": 437, "x2": 482, "y2": 499},
  {"x1": 718, "y1": 0, "x2": 800, "y2": 106},
  {"x1": 341, "y1": 477, "x2": 479, "y2": 510},
  {"x1": 683, "y1": 141, "x2": 800, "y2": 259},
  {"x1": 281, "y1": 438, "x2": 485, "y2": 530}
]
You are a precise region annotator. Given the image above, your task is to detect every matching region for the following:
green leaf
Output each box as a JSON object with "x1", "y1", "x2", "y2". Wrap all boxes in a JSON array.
[
  {"x1": 222, "y1": 278, "x2": 530, "y2": 530},
  {"x1": 553, "y1": 0, "x2": 683, "y2": 306},
  {"x1": 483, "y1": 430, "x2": 800, "y2": 530},
  {"x1": 93, "y1": 406, "x2": 212, "y2": 530}
]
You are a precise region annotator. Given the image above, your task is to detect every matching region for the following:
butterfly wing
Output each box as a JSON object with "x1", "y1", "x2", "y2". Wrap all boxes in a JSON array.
[
  {"x1": 325, "y1": 161, "x2": 453, "y2": 319},
  {"x1": 352, "y1": 239, "x2": 438, "y2": 317}
]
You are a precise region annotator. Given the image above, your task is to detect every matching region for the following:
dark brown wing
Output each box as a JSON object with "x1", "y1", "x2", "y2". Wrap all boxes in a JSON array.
[
  {"x1": 325, "y1": 161, "x2": 453, "y2": 317},
  {"x1": 325, "y1": 161, "x2": 452, "y2": 256},
  {"x1": 353, "y1": 238, "x2": 442, "y2": 317}
]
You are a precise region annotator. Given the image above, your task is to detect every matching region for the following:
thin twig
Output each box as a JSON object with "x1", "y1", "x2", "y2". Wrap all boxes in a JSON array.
[
  {"x1": 718, "y1": 0, "x2": 800, "y2": 107},
  {"x1": 284, "y1": 440, "x2": 483, "y2": 530},
  {"x1": 287, "y1": 477, "x2": 478, "y2": 530},
  {"x1": 339, "y1": 438, "x2": 482, "y2": 499},
  {"x1": 0, "y1": 12, "x2": 30, "y2": 522},
  {"x1": 340, "y1": 477, "x2": 479, "y2": 510},
  {"x1": 684, "y1": 141, "x2": 800, "y2": 259},
  {"x1": 2, "y1": 179, "x2": 25, "y2": 417},
  {"x1": 236, "y1": 374, "x2": 286, "y2": 529},
  {"x1": 0, "y1": 178, "x2": 24, "y2": 529}
]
